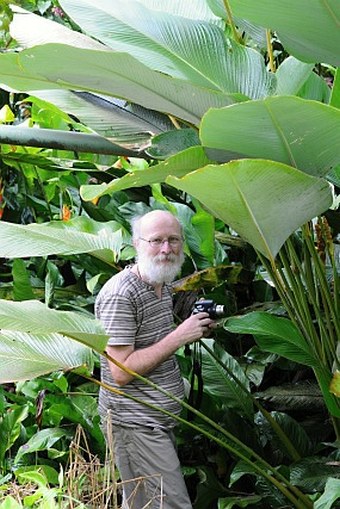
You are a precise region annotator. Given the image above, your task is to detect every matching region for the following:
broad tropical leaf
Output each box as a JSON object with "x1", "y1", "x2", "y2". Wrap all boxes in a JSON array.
[
  {"x1": 59, "y1": 0, "x2": 275, "y2": 99},
  {"x1": 227, "y1": 0, "x2": 340, "y2": 66},
  {"x1": 167, "y1": 159, "x2": 333, "y2": 261},
  {"x1": 80, "y1": 146, "x2": 212, "y2": 201},
  {"x1": 25, "y1": 91, "x2": 173, "y2": 149},
  {"x1": 275, "y1": 57, "x2": 314, "y2": 96},
  {"x1": 0, "y1": 217, "x2": 127, "y2": 263},
  {"x1": 14, "y1": 428, "x2": 73, "y2": 463},
  {"x1": 201, "y1": 339, "x2": 253, "y2": 418},
  {"x1": 314, "y1": 477, "x2": 340, "y2": 509},
  {"x1": 0, "y1": 299, "x2": 107, "y2": 351},
  {"x1": 0, "y1": 43, "x2": 241, "y2": 125},
  {"x1": 200, "y1": 97, "x2": 340, "y2": 176},
  {"x1": 225, "y1": 316, "x2": 340, "y2": 418},
  {"x1": 10, "y1": 5, "x2": 106, "y2": 50},
  {"x1": 0, "y1": 330, "x2": 93, "y2": 383},
  {"x1": 290, "y1": 457, "x2": 340, "y2": 491}
]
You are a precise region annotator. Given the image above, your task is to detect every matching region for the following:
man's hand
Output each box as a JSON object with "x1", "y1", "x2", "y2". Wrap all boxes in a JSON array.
[{"x1": 175, "y1": 312, "x2": 215, "y2": 344}]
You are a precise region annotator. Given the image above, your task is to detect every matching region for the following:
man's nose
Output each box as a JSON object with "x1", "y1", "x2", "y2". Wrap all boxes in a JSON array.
[{"x1": 160, "y1": 239, "x2": 172, "y2": 253}]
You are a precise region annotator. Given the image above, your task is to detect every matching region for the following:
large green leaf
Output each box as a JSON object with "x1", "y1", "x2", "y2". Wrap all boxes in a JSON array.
[
  {"x1": 0, "y1": 330, "x2": 92, "y2": 383},
  {"x1": 59, "y1": 0, "x2": 275, "y2": 99},
  {"x1": 25, "y1": 90, "x2": 173, "y2": 148},
  {"x1": 224, "y1": 312, "x2": 319, "y2": 367},
  {"x1": 0, "y1": 297, "x2": 109, "y2": 382},
  {"x1": 80, "y1": 145, "x2": 212, "y2": 201},
  {"x1": 225, "y1": 314, "x2": 340, "y2": 418},
  {"x1": 275, "y1": 57, "x2": 314, "y2": 96},
  {"x1": 9, "y1": 7, "x2": 176, "y2": 148},
  {"x1": 314, "y1": 477, "x2": 340, "y2": 509},
  {"x1": 0, "y1": 43, "x2": 241, "y2": 125},
  {"x1": 10, "y1": 5, "x2": 106, "y2": 50},
  {"x1": 201, "y1": 339, "x2": 253, "y2": 418},
  {"x1": 0, "y1": 299, "x2": 107, "y2": 351},
  {"x1": 228, "y1": 0, "x2": 340, "y2": 66},
  {"x1": 0, "y1": 217, "x2": 126, "y2": 263},
  {"x1": 167, "y1": 159, "x2": 333, "y2": 261},
  {"x1": 200, "y1": 97, "x2": 340, "y2": 176},
  {"x1": 14, "y1": 428, "x2": 73, "y2": 463}
]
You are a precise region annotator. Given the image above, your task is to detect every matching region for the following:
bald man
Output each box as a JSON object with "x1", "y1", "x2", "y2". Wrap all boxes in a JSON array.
[{"x1": 96, "y1": 210, "x2": 213, "y2": 509}]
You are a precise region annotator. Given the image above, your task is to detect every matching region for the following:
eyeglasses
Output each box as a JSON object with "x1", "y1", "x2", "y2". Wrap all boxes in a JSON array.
[{"x1": 139, "y1": 236, "x2": 183, "y2": 248}]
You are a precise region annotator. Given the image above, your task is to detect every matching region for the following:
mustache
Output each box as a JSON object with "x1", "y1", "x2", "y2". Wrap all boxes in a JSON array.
[{"x1": 153, "y1": 253, "x2": 178, "y2": 262}]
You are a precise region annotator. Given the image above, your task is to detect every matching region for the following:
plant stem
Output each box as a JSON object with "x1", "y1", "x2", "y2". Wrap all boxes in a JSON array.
[
  {"x1": 266, "y1": 29, "x2": 276, "y2": 72},
  {"x1": 222, "y1": 0, "x2": 242, "y2": 44},
  {"x1": 83, "y1": 372, "x2": 313, "y2": 509}
]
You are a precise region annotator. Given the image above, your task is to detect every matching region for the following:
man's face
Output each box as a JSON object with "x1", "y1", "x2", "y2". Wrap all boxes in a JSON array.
[{"x1": 136, "y1": 214, "x2": 185, "y2": 285}]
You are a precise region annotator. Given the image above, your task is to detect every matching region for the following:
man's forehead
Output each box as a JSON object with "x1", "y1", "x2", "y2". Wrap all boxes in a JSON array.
[{"x1": 140, "y1": 213, "x2": 181, "y2": 234}]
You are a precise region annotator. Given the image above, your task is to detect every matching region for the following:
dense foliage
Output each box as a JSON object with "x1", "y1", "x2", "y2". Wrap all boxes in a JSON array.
[{"x1": 0, "y1": 1, "x2": 340, "y2": 508}]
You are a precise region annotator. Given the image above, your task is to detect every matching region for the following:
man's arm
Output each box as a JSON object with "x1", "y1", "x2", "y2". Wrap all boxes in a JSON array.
[{"x1": 106, "y1": 312, "x2": 213, "y2": 386}]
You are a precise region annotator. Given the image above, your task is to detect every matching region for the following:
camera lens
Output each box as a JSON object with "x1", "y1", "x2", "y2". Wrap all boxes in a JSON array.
[{"x1": 214, "y1": 304, "x2": 225, "y2": 317}]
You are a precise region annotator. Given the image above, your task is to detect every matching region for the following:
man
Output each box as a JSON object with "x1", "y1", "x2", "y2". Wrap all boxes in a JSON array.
[{"x1": 95, "y1": 209, "x2": 214, "y2": 509}]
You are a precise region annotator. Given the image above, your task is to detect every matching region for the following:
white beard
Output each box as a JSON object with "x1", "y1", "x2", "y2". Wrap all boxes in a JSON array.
[{"x1": 137, "y1": 250, "x2": 185, "y2": 285}]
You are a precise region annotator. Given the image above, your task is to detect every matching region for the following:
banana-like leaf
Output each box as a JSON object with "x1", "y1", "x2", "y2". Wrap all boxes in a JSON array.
[
  {"x1": 80, "y1": 146, "x2": 212, "y2": 201},
  {"x1": 297, "y1": 72, "x2": 331, "y2": 103},
  {"x1": 146, "y1": 129, "x2": 200, "y2": 160},
  {"x1": 10, "y1": 5, "x2": 106, "y2": 50},
  {"x1": 10, "y1": 8, "x2": 175, "y2": 148},
  {"x1": 0, "y1": 216, "x2": 127, "y2": 263},
  {"x1": 166, "y1": 159, "x2": 333, "y2": 261},
  {"x1": 115, "y1": 0, "x2": 220, "y2": 22},
  {"x1": 200, "y1": 339, "x2": 253, "y2": 418},
  {"x1": 0, "y1": 44, "x2": 241, "y2": 126},
  {"x1": 59, "y1": 0, "x2": 275, "y2": 99},
  {"x1": 225, "y1": 312, "x2": 340, "y2": 418},
  {"x1": 0, "y1": 300, "x2": 108, "y2": 383},
  {"x1": 225, "y1": 312, "x2": 319, "y2": 368},
  {"x1": 228, "y1": 0, "x2": 340, "y2": 67},
  {"x1": 200, "y1": 97, "x2": 340, "y2": 176},
  {"x1": 25, "y1": 90, "x2": 172, "y2": 149},
  {"x1": 0, "y1": 298, "x2": 107, "y2": 350},
  {"x1": 275, "y1": 57, "x2": 314, "y2": 96},
  {"x1": 290, "y1": 458, "x2": 340, "y2": 492},
  {"x1": 1, "y1": 151, "x2": 105, "y2": 172},
  {"x1": 0, "y1": 330, "x2": 92, "y2": 383}
]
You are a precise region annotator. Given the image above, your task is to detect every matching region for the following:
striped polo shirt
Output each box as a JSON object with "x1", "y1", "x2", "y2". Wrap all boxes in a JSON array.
[{"x1": 95, "y1": 266, "x2": 184, "y2": 430}]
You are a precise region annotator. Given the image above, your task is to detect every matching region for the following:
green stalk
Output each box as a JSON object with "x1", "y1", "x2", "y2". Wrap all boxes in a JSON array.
[
  {"x1": 281, "y1": 241, "x2": 325, "y2": 359},
  {"x1": 303, "y1": 225, "x2": 340, "y2": 357},
  {"x1": 222, "y1": 0, "x2": 242, "y2": 44},
  {"x1": 83, "y1": 371, "x2": 312, "y2": 509},
  {"x1": 258, "y1": 252, "x2": 306, "y2": 335},
  {"x1": 278, "y1": 246, "x2": 316, "y2": 344},
  {"x1": 266, "y1": 29, "x2": 276, "y2": 73},
  {"x1": 287, "y1": 235, "x2": 336, "y2": 367}
]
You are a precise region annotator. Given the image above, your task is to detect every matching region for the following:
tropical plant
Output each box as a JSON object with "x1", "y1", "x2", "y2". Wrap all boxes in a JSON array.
[{"x1": 0, "y1": 1, "x2": 340, "y2": 507}]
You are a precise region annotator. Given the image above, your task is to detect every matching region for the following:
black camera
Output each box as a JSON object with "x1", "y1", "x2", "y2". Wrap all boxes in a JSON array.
[{"x1": 192, "y1": 299, "x2": 226, "y2": 319}]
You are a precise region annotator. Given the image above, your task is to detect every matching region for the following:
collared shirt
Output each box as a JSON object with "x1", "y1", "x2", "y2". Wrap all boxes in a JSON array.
[{"x1": 95, "y1": 266, "x2": 184, "y2": 429}]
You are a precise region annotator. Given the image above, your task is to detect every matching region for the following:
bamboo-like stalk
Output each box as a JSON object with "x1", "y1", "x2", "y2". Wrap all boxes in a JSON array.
[
  {"x1": 257, "y1": 224, "x2": 340, "y2": 435},
  {"x1": 266, "y1": 29, "x2": 276, "y2": 73},
  {"x1": 222, "y1": 0, "x2": 242, "y2": 44},
  {"x1": 303, "y1": 225, "x2": 340, "y2": 357},
  {"x1": 82, "y1": 371, "x2": 313, "y2": 509}
]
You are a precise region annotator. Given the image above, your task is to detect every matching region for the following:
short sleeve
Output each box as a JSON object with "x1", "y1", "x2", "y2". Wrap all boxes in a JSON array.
[{"x1": 97, "y1": 293, "x2": 137, "y2": 346}]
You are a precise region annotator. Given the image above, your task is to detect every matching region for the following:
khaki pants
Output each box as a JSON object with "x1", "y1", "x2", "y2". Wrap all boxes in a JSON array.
[{"x1": 112, "y1": 425, "x2": 193, "y2": 509}]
